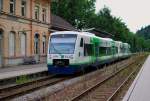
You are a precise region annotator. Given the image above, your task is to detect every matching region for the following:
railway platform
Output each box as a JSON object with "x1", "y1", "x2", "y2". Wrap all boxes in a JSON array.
[
  {"x1": 0, "y1": 64, "x2": 47, "y2": 80},
  {"x1": 123, "y1": 55, "x2": 150, "y2": 101}
]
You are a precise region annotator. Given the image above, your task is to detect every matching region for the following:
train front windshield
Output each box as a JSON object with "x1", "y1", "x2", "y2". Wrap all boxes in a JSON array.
[{"x1": 49, "y1": 34, "x2": 77, "y2": 54}]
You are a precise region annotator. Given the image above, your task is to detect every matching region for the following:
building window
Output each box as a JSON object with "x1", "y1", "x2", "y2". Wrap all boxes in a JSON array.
[
  {"x1": 20, "y1": 33, "x2": 26, "y2": 56},
  {"x1": 21, "y1": 0, "x2": 26, "y2": 16},
  {"x1": 42, "y1": 8, "x2": 46, "y2": 22},
  {"x1": 0, "y1": 0, "x2": 3, "y2": 11},
  {"x1": 42, "y1": 35, "x2": 46, "y2": 54},
  {"x1": 34, "y1": 34, "x2": 39, "y2": 54},
  {"x1": 35, "y1": 5, "x2": 39, "y2": 20},
  {"x1": 10, "y1": 0, "x2": 15, "y2": 14},
  {"x1": 9, "y1": 32, "x2": 15, "y2": 56}
]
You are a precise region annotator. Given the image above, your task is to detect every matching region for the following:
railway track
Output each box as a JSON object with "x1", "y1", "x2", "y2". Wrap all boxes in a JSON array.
[
  {"x1": 106, "y1": 64, "x2": 143, "y2": 101},
  {"x1": 0, "y1": 74, "x2": 71, "y2": 100},
  {"x1": 0, "y1": 55, "x2": 146, "y2": 101},
  {"x1": 70, "y1": 55, "x2": 146, "y2": 101}
]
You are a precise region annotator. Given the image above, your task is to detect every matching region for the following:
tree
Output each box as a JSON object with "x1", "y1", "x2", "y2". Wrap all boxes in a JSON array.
[
  {"x1": 137, "y1": 25, "x2": 150, "y2": 40},
  {"x1": 51, "y1": 1, "x2": 150, "y2": 52},
  {"x1": 51, "y1": 0, "x2": 96, "y2": 29}
]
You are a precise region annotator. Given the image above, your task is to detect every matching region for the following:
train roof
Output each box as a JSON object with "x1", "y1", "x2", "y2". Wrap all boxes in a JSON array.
[
  {"x1": 124, "y1": 43, "x2": 131, "y2": 48},
  {"x1": 51, "y1": 31, "x2": 129, "y2": 45},
  {"x1": 81, "y1": 32, "x2": 96, "y2": 36},
  {"x1": 115, "y1": 41, "x2": 122, "y2": 43},
  {"x1": 51, "y1": 31, "x2": 96, "y2": 38},
  {"x1": 124, "y1": 43, "x2": 129, "y2": 45},
  {"x1": 103, "y1": 38, "x2": 113, "y2": 41},
  {"x1": 51, "y1": 31, "x2": 114, "y2": 42},
  {"x1": 51, "y1": 31, "x2": 80, "y2": 35}
]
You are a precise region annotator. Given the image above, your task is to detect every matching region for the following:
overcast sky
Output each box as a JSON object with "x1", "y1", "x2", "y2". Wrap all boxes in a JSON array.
[{"x1": 95, "y1": 0, "x2": 150, "y2": 33}]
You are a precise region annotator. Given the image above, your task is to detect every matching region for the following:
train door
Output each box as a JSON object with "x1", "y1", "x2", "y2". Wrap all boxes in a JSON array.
[
  {"x1": 34, "y1": 33, "x2": 40, "y2": 62},
  {"x1": 79, "y1": 37, "x2": 84, "y2": 57},
  {"x1": 0, "y1": 31, "x2": 3, "y2": 67},
  {"x1": 112, "y1": 41, "x2": 115, "y2": 58},
  {"x1": 95, "y1": 42, "x2": 99, "y2": 61}
]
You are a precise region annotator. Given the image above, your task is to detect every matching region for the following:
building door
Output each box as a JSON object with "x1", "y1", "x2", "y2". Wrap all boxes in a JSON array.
[
  {"x1": 0, "y1": 31, "x2": 3, "y2": 67},
  {"x1": 34, "y1": 34, "x2": 40, "y2": 62}
]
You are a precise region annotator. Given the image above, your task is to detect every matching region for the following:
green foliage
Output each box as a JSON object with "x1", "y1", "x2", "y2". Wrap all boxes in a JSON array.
[
  {"x1": 137, "y1": 25, "x2": 150, "y2": 40},
  {"x1": 135, "y1": 25, "x2": 150, "y2": 51},
  {"x1": 51, "y1": 0, "x2": 96, "y2": 29},
  {"x1": 16, "y1": 75, "x2": 30, "y2": 84},
  {"x1": 51, "y1": 0, "x2": 150, "y2": 52}
]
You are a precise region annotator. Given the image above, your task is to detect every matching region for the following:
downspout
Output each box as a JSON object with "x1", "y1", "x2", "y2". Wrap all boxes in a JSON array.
[
  {"x1": 47, "y1": 0, "x2": 51, "y2": 54},
  {"x1": 30, "y1": 0, "x2": 33, "y2": 56}
]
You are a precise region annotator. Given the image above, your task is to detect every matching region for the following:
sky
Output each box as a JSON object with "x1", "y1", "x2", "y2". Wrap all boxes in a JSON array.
[{"x1": 95, "y1": 0, "x2": 150, "y2": 33}]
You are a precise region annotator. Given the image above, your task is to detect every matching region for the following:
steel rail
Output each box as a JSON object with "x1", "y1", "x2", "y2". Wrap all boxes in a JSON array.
[
  {"x1": 106, "y1": 63, "x2": 142, "y2": 101},
  {"x1": 70, "y1": 60, "x2": 136, "y2": 101},
  {"x1": 0, "y1": 74, "x2": 56, "y2": 90},
  {"x1": 0, "y1": 74, "x2": 68, "y2": 100}
]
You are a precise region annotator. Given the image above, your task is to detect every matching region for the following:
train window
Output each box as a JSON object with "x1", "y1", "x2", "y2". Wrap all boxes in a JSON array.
[
  {"x1": 51, "y1": 34, "x2": 77, "y2": 38},
  {"x1": 112, "y1": 46, "x2": 115, "y2": 54},
  {"x1": 115, "y1": 47, "x2": 118, "y2": 54},
  {"x1": 49, "y1": 34, "x2": 77, "y2": 54},
  {"x1": 80, "y1": 38, "x2": 83, "y2": 47},
  {"x1": 106, "y1": 47, "x2": 112, "y2": 55},
  {"x1": 112, "y1": 46, "x2": 118, "y2": 54},
  {"x1": 84, "y1": 44, "x2": 93, "y2": 56},
  {"x1": 120, "y1": 47, "x2": 124, "y2": 53},
  {"x1": 99, "y1": 47, "x2": 107, "y2": 56},
  {"x1": 121, "y1": 47, "x2": 125, "y2": 53}
]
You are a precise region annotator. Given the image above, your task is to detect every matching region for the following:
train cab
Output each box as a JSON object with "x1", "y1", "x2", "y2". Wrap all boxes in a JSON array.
[{"x1": 47, "y1": 31, "x2": 79, "y2": 74}]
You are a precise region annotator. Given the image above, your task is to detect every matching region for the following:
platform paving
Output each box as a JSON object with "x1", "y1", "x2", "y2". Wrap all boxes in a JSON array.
[
  {"x1": 0, "y1": 64, "x2": 47, "y2": 80},
  {"x1": 123, "y1": 55, "x2": 150, "y2": 101}
]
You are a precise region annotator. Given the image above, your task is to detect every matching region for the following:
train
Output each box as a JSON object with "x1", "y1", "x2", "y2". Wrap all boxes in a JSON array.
[{"x1": 47, "y1": 31, "x2": 131, "y2": 74}]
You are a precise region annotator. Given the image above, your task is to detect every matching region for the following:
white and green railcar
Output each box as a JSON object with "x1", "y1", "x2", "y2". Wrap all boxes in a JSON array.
[
  {"x1": 122, "y1": 43, "x2": 131, "y2": 58},
  {"x1": 47, "y1": 31, "x2": 130, "y2": 74}
]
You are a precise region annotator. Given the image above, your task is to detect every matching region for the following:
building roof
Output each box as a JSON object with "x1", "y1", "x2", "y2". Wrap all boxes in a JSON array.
[
  {"x1": 89, "y1": 29, "x2": 114, "y2": 38},
  {"x1": 51, "y1": 14, "x2": 77, "y2": 31}
]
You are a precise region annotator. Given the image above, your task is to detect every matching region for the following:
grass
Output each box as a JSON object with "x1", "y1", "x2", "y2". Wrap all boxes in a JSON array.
[{"x1": 16, "y1": 75, "x2": 31, "y2": 84}]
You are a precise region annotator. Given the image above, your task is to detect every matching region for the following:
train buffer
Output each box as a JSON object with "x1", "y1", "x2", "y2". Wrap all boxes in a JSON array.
[
  {"x1": 0, "y1": 64, "x2": 47, "y2": 81},
  {"x1": 123, "y1": 55, "x2": 150, "y2": 101}
]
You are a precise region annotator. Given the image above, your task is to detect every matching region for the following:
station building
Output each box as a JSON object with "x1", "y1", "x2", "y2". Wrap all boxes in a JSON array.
[{"x1": 0, "y1": 0, "x2": 51, "y2": 67}]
